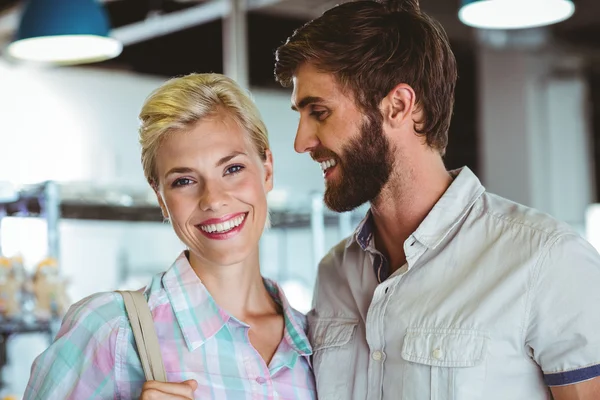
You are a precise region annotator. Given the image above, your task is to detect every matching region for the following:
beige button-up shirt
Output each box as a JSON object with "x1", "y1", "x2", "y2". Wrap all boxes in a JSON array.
[{"x1": 308, "y1": 167, "x2": 600, "y2": 400}]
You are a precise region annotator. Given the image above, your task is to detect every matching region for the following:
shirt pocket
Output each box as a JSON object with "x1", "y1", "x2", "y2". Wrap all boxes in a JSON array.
[
  {"x1": 308, "y1": 317, "x2": 358, "y2": 400},
  {"x1": 401, "y1": 328, "x2": 488, "y2": 400}
]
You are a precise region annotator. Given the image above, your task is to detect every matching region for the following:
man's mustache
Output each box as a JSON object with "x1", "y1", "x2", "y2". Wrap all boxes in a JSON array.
[{"x1": 310, "y1": 147, "x2": 339, "y2": 162}]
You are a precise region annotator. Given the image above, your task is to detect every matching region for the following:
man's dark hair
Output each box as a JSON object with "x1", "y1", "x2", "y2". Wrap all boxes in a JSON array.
[{"x1": 275, "y1": 0, "x2": 457, "y2": 153}]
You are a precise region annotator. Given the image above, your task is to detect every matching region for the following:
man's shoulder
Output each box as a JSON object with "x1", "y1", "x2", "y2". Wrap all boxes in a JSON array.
[
  {"x1": 319, "y1": 236, "x2": 353, "y2": 270},
  {"x1": 313, "y1": 236, "x2": 360, "y2": 289},
  {"x1": 476, "y1": 191, "x2": 578, "y2": 240}
]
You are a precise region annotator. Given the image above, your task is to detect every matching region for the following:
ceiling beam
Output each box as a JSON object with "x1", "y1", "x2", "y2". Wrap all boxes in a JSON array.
[
  {"x1": 0, "y1": 0, "x2": 286, "y2": 48},
  {"x1": 0, "y1": 4, "x2": 19, "y2": 35},
  {"x1": 112, "y1": 0, "x2": 285, "y2": 46}
]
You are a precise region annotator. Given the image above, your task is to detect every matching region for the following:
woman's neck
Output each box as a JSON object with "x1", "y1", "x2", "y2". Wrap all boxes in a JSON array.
[{"x1": 187, "y1": 249, "x2": 280, "y2": 320}]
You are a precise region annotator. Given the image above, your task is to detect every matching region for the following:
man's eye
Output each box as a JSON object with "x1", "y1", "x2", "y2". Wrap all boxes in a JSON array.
[{"x1": 310, "y1": 110, "x2": 327, "y2": 120}]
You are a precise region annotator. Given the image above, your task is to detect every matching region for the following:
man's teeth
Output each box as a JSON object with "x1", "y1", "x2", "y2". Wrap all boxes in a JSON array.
[
  {"x1": 320, "y1": 158, "x2": 337, "y2": 172},
  {"x1": 200, "y1": 214, "x2": 245, "y2": 233}
]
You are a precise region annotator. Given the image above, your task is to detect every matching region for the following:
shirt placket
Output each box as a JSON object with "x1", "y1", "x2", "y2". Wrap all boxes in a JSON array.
[
  {"x1": 239, "y1": 324, "x2": 276, "y2": 400},
  {"x1": 363, "y1": 251, "x2": 399, "y2": 400}
]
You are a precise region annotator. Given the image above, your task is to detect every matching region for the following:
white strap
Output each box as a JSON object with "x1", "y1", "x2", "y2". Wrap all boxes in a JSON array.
[{"x1": 118, "y1": 290, "x2": 167, "y2": 382}]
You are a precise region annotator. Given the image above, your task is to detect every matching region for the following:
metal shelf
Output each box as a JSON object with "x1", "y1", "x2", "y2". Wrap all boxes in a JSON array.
[{"x1": 0, "y1": 181, "x2": 364, "y2": 229}]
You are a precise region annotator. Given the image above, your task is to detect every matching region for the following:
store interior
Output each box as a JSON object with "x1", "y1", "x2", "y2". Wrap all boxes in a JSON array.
[{"x1": 0, "y1": 0, "x2": 599, "y2": 396}]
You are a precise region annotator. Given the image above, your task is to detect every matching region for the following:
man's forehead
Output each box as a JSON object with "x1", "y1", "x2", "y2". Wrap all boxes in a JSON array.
[
  {"x1": 291, "y1": 67, "x2": 342, "y2": 106},
  {"x1": 293, "y1": 65, "x2": 336, "y2": 91}
]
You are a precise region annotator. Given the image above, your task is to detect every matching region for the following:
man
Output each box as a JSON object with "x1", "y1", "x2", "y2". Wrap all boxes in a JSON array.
[{"x1": 275, "y1": 0, "x2": 600, "y2": 399}]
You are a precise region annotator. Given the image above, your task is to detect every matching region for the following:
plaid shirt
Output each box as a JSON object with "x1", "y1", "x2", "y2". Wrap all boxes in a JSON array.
[{"x1": 24, "y1": 252, "x2": 316, "y2": 399}]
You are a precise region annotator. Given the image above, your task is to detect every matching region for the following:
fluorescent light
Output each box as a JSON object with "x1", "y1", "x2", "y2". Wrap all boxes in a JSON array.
[
  {"x1": 7, "y1": 35, "x2": 122, "y2": 65},
  {"x1": 459, "y1": 0, "x2": 575, "y2": 30}
]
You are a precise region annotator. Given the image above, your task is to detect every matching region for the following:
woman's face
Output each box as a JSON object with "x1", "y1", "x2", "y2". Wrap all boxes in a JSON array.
[{"x1": 154, "y1": 114, "x2": 273, "y2": 268}]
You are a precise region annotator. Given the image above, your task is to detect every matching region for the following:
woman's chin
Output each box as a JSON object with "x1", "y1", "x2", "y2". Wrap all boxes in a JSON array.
[{"x1": 188, "y1": 246, "x2": 254, "y2": 269}]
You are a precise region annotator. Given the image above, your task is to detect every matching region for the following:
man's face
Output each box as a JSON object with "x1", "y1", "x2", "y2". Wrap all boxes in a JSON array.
[{"x1": 291, "y1": 63, "x2": 394, "y2": 212}]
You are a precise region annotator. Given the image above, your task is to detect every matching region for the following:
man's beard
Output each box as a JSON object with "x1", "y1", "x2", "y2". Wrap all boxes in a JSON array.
[{"x1": 324, "y1": 112, "x2": 394, "y2": 212}]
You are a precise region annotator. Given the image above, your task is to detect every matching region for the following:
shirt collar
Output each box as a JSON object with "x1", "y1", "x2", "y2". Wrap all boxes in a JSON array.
[
  {"x1": 347, "y1": 166, "x2": 485, "y2": 250},
  {"x1": 263, "y1": 279, "x2": 313, "y2": 357},
  {"x1": 162, "y1": 252, "x2": 312, "y2": 356},
  {"x1": 346, "y1": 211, "x2": 375, "y2": 251},
  {"x1": 413, "y1": 166, "x2": 484, "y2": 248}
]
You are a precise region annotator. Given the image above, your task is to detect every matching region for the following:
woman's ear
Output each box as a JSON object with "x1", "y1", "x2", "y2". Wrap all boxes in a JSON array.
[
  {"x1": 263, "y1": 149, "x2": 274, "y2": 193},
  {"x1": 153, "y1": 185, "x2": 169, "y2": 220}
]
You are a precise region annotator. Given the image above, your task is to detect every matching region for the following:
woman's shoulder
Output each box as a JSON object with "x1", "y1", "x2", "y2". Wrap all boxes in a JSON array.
[
  {"x1": 263, "y1": 277, "x2": 310, "y2": 331},
  {"x1": 60, "y1": 291, "x2": 130, "y2": 333},
  {"x1": 24, "y1": 291, "x2": 144, "y2": 399},
  {"x1": 288, "y1": 306, "x2": 308, "y2": 328}
]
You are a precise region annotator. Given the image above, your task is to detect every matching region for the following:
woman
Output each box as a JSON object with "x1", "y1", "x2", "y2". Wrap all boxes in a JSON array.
[{"x1": 24, "y1": 73, "x2": 316, "y2": 399}]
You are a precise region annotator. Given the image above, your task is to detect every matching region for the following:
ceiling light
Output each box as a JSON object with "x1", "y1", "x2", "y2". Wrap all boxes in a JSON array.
[
  {"x1": 459, "y1": 0, "x2": 575, "y2": 30},
  {"x1": 7, "y1": 0, "x2": 122, "y2": 65}
]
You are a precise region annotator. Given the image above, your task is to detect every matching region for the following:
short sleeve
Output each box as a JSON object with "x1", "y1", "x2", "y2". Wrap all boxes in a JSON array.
[
  {"x1": 526, "y1": 233, "x2": 600, "y2": 387},
  {"x1": 23, "y1": 292, "x2": 126, "y2": 400}
]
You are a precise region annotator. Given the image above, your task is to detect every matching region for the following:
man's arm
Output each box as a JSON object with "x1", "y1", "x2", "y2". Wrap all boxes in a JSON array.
[
  {"x1": 551, "y1": 376, "x2": 600, "y2": 400},
  {"x1": 525, "y1": 232, "x2": 600, "y2": 392}
]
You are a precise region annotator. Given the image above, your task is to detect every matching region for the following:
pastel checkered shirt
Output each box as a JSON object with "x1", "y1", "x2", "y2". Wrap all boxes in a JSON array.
[{"x1": 24, "y1": 252, "x2": 316, "y2": 399}]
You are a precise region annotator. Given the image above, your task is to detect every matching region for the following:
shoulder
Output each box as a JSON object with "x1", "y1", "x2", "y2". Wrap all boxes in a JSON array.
[
  {"x1": 318, "y1": 237, "x2": 351, "y2": 275},
  {"x1": 475, "y1": 191, "x2": 600, "y2": 280},
  {"x1": 310, "y1": 237, "x2": 363, "y2": 318},
  {"x1": 474, "y1": 191, "x2": 578, "y2": 241},
  {"x1": 60, "y1": 291, "x2": 128, "y2": 334},
  {"x1": 25, "y1": 292, "x2": 132, "y2": 399},
  {"x1": 536, "y1": 230, "x2": 600, "y2": 273},
  {"x1": 287, "y1": 306, "x2": 308, "y2": 331},
  {"x1": 264, "y1": 278, "x2": 308, "y2": 330}
]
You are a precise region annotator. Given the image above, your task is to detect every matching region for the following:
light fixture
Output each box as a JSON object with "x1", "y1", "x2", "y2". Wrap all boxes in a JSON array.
[
  {"x1": 7, "y1": 0, "x2": 123, "y2": 65},
  {"x1": 459, "y1": 0, "x2": 575, "y2": 30}
]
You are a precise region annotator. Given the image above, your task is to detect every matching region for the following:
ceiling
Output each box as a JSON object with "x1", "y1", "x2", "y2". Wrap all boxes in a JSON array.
[
  {"x1": 0, "y1": 0, "x2": 598, "y2": 84},
  {"x1": 0, "y1": 0, "x2": 598, "y2": 195}
]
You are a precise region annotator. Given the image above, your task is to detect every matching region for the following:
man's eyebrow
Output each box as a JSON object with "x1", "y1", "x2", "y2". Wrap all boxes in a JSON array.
[{"x1": 291, "y1": 96, "x2": 326, "y2": 111}]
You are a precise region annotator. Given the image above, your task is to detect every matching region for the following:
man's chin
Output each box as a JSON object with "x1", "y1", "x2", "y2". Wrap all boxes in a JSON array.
[
  {"x1": 324, "y1": 179, "x2": 378, "y2": 212},
  {"x1": 324, "y1": 190, "x2": 360, "y2": 213}
]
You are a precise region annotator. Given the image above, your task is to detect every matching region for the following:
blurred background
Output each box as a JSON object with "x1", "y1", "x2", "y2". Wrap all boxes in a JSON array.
[{"x1": 0, "y1": 0, "x2": 598, "y2": 396}]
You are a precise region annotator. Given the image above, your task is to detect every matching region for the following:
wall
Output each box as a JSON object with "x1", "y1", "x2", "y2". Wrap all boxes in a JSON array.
[
  {"x1": 0, "y1": 61, "x2": 325, "y2": 201},
  {"x1": 478, "y1": 50, "x2": 595, "y2": 233}
]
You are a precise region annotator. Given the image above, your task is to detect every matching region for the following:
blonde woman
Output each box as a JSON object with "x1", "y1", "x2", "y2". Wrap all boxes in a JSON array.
[{"x1": 24, "y1": 73, "x2": 316, "y2": 400}]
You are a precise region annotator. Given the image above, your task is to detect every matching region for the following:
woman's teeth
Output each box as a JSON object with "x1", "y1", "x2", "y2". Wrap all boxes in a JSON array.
[
  {"x1": 200, "y1": 214, "x2": 245, "y2": 233},
  {"x1": 320, "y1": 158, "x2": 337, "y2": 173}
]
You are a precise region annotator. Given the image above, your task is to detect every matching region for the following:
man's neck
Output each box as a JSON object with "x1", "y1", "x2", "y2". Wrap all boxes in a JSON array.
[{"x1": 370, "y1": 156, "x2": 452, "y2": 272}]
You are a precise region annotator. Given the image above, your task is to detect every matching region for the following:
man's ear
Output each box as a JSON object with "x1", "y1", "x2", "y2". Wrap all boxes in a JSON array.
[{"x1": 380, "y1": 83, "x2": 417, "y2": 129}]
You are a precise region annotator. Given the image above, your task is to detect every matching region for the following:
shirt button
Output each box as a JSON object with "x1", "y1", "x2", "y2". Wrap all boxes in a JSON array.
[
  {"x1": 256, "y1": 377, "x2": 267, "y2": 384},
  {"x1": 372, "y1": 350, "x2": 384, "y2": 361},
  {"x1": 432, "y1": 348, "x2": 444, "y2": 360}
]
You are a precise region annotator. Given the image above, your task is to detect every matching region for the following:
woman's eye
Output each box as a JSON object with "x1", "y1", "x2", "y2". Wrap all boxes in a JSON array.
[
  {"x1": 225, "y1": 165, "x2": 244, "y2": 175},
  {"x1": 172, "y1": 178, "x2": 193, "y2": 187}
]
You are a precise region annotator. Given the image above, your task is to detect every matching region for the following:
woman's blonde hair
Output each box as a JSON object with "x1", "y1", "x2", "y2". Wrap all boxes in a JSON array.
[{"x1": 139, "y1": 73, "x2": 270, "y2": 186}]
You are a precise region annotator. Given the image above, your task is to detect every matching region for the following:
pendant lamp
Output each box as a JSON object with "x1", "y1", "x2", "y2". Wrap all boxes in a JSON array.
[
  {"x1": 459, "y1": 0, "x2": 575, "y2": 30},
  {"x1": 7, "y1": 0, "x2": 122, "y2": 65}
]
